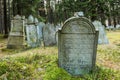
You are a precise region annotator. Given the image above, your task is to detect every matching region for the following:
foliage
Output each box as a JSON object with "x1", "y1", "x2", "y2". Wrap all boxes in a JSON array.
[
  {"x1": 12, "y1": 0, "x2": 41, "y2": 17},
  {"x1": 55, "y1": 0, "x2": 120, "y2": 24},
  {"x1": 11, "y1": 0, "x2": 120, "y2": 24}
]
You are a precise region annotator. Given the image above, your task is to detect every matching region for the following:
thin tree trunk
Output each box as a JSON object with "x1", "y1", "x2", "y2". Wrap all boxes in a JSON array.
[
  {"x1": 112, "y1": 5, "x2": 116, "y2": 28},
  {"x1": 4, "y1": 0, "x2": 9, "y2": 38}
]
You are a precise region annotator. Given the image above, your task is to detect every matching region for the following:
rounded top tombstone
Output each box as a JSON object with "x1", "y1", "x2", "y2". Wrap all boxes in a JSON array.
[
  {"x1": 34, "y1": 18, "x2": 39, "y2": 23},
  {"x1": 22, "y1": 16, "x2": 25, "y2": 20},
  {"x1": 78, "y1": 11, "x2": 84, "y2": 17},
  {"x1": 14, "y1": 15, "x2": 21, "y2": 20},
  {"x1": 58, "y1": 16, "x2": 98, "y2": 76},
  {"x1": 28, "y1": 15, "x2": 34, "y2": 23},
  {"x1": 74, "y1": 11, "x2": 84, "y2": 17},
  {"x1": 62, "y1": 17, "x2": 96, "y2": 33}
]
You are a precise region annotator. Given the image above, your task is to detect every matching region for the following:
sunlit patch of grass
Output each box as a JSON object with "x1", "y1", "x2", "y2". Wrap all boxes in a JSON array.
[
  {"x1": 97, "y1": 44, "x2": 120, "y2": 70},
  {"x1": 96, "y1": 31, "x2": 120, "y2": 70},
  {"x1": 107, "y1": 30, "x2": 120, "y2": 45},
  {"x1": 97, "y1": 46, "x2": 120, "y2": 62},
  {"x1": 97, "y1": 46, "x2": 120, "y2": 70}
]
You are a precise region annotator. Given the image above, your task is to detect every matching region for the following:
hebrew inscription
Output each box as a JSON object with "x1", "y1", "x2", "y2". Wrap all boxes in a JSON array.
[
  {"x1": 61, "y1": 34, "x2": 94, "y2": 75},
  {"x1": 58, "y1": 17, "x2": 98, "y2": 76}
]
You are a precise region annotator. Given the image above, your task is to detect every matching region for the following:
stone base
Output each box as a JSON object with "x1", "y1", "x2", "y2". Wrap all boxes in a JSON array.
[
  {"x1": 7, "y1": 44, "x2": 25, "y2": 49},
  {"x1": 7, "y1": 35, "x2": 26, "y2": 49}
]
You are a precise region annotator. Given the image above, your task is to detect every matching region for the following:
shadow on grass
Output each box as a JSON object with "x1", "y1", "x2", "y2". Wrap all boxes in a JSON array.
[{"x1": 1, "y1": 47, "x2": 37, "y2": 55}]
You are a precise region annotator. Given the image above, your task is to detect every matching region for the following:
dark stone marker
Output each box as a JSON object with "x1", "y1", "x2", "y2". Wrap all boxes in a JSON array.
[{"x1": 58, "y1": 17, "x2": 98, "y2": 76}]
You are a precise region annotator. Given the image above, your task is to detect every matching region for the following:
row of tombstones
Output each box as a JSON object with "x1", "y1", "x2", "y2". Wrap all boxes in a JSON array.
[
  {"x1": 7, "y1": 15, "x2": 62, "y2": 48},
  {"x1": 106, "y1": 25, "x2": 120, "y2": 30},
  {"x1": 7, "y1": 15, "x2": 109, "y2": 49},
  {"x1": 7, "y1": 13, "x2": 110, "y2": 76}
]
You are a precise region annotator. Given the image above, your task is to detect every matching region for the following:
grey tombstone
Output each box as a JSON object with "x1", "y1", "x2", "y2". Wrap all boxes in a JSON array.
[
  {"x1": 37, "y1": 22, "x2": 45, "y2": 45},
  {"x1": 55, "y1": 23, "x2": 62, "y2": 32},
  {"x1": 55, "y1": 24, "x2": 62, "y2": 45},
  {"x1": 34, "y1": 18, "x2": 39, "y2": 23},
  {"x1": 58, "y1": 17, "x2": 98, "y2": 76},
  {"x1": 7, "y1": 15, "x2": 25, "y2": 49},
  {"x1": 55, "y1": 28, "x2": 61, "y2": 46},
  {"x1": 92, "y1": 20, "x2": 109, "y2": 44},
  {"x1": 26, "y1": 15, "x2": 39, "y2": 47},
  {"x1": 116, "y1": 24, "x2": 120, "y2": 29},
  {"x1": 43, "y1": 23, "x2": 56, "y2": 46}
]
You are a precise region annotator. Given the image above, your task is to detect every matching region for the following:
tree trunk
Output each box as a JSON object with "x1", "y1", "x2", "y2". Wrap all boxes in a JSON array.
[
  {"x1": 4, "y1": 0, "x2": 8, "y2": 38},
  {"x1": 112, "y1": 5, "x2": 116, "y2": 28},
  {"x1": 47, "y1": 0, "x2": 54, "y2": 23}
]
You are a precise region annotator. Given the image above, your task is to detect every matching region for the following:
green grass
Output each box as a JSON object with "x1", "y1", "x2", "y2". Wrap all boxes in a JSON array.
[
  {"x1": 0, "y1": 53, "x2": 119, "y2": 80},
  {"x1": 0, "y1": 31, "x2": 120, "y2": 80}
]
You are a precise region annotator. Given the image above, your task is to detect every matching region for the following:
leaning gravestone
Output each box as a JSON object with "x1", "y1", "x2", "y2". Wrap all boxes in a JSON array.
[
  {"x1": 92, "y1": 20, "x2": 109, "y2": 44},
  {"x1": 58, "y1": 17, "x2": 98, "y2": 75},
  {"x1": 26, "y1": 15, "x2": 39, "y2": 47},
  {"x1": 7, "y1": 15, "x2": 25, "y2": 49}
]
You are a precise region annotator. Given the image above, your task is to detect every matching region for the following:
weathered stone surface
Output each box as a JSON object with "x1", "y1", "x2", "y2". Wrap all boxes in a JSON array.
[
  {"x1": 116, "y1": 24, "x2": 120, "y2": 29},
  {"x1": 26, "y1": 25, "x2": 38, "y2": 47},
  {"x1": 92, "y1": 20, "x2": 109, "y2": 44},
  {"x1": 7, "y1": 15, "x2": 25, "y2": 49},
  {"x1": 27, "y1": 15, "x2": 34, "y2": 23},
  {"x1": 43, "y1": 23, "x2": 56, "y2": 46},
  {"x1": 37, "y1": 22, "x2": 45, "y2": 43},
  {"x1": 26, "y1": 16, "x2": 44, "y2": 47},
  {"x1": 7, "y1": 36, "x2": 25, "y2": 48},
  {"x1": 55, "y1": 24, "x2": 62, "y2": 45},
  {"x1": 58, "y1": 17, "x2": 98, "y2": 76},
  {"x1": 11, "y1": 15, "x2": 24, "y2": 32}
]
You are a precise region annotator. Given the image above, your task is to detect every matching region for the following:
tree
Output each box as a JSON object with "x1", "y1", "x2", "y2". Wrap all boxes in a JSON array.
[
  {"x1": 12, "y1": 0, "x2": 41, "y2": 17},
  {"x1": 3, "y1": 0, "x2": 9, "y2": 38}
]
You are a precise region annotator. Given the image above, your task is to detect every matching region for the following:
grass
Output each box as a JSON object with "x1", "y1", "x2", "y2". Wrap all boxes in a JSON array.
[
  {"x1": 0, "y1": 52, "x2": 119, "y2": 80},
  {"x1": 0, "y1": 30, "x2": 120, "y2": 80}
]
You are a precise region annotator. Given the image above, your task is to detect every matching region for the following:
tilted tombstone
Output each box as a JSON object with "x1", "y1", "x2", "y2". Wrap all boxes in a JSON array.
[
  {"x1": 58, "y1": 17, "x2": 98, "y2": 76},
  {"x1": 7, "y1": 15, "x2": 25, "y2": 48},
  {"x1": 92, "y1": 20, "x2": 109, "y2": 44},
  {"x1": 43, "y1": 23, "x2": 56, "y2": 46},
  {"x1": 26, "y1": 15, "x2": 39, "y2": 47}
]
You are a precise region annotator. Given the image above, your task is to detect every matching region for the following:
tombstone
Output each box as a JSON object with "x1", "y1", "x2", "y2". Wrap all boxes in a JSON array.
[
  {"x1": 55, "y1": 28, "x2": 62, "y2": 45},
  {"x1": 55, "y1": 23, "x2": 62, "y2": 32},
  {"x1": 43, "y1": 23, "x2": 56, "y2": 46},
  {"x1": 7, "y1": 15, "x2": 25, "y2": 49},
  {"x1": 74, "y1": 11, "x2": 84, "y2": 17},
  {"x1": 92, "y1": 20, "x2": 109, "y2": 44},
  {"x1": 58, "y1": 17, "x2": 98, "y2": 76},
  {"x1": 55, "y1": 24, "x2": 62, "y2": 45},
  {"x1": 37, "y1": 22, "x2": 45, "y2": 45},
  {"x1": 116, "y1": 24, "x2": 120, "y2": 29},
  {"x1": 34, "y1": 18, "x2": 39, "y2": 23},
  {"x1": 26, "y1": 15, "x2": 39, "y2": 47}
]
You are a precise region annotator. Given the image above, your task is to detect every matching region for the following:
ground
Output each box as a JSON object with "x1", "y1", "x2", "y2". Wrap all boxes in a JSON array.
[{"x1": 0, "y1": 30, "x2": 120, "y2": 79}]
